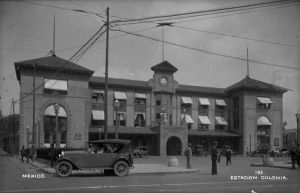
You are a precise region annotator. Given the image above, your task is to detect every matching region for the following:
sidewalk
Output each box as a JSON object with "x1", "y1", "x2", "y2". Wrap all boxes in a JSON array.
[{"x1": 250, "y1": 161, "x2": 296, "y2": 169}]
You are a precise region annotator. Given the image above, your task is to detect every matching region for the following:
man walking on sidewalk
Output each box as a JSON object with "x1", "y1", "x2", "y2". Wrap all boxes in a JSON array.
[
  {"x1": 225, "y1": 147, "x2": 232, "y2": 165},
  {"x1": 184, "y1": 143, "x2": 192, "y2": 169}
]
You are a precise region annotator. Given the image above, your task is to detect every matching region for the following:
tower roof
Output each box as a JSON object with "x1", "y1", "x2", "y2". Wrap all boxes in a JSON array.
[
  {"x1": 14, "y1": 55, "x2": 94, "y2": 80},
  {"x1": 225, "y1": 76, "x2": 288, "y2": 93},
  {"x1": 150, "y1": 60, "x2": 178, "y2": 73}
]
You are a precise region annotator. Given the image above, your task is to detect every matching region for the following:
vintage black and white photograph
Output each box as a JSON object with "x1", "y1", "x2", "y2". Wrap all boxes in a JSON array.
[{"x1": 0, "y1": 0, "x2": 299, "y2": 192}]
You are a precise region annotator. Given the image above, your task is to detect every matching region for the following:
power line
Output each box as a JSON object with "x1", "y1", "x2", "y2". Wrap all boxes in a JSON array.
[
  {"x1": 13, "y1": 24, "x2": 106, "y2": 104},
  {"x1": 170, "y1": 25, "x2": 300, "y2": 48},
  {"x1": 12, "y1": 0, "x2": 129, "y2": 21},
  {"x1": 174, "y1": 1, "x2": 300, "y2": 24},
  {"x1": 0, "y1": 47, "x2": 48, "y2": 54},
  {"x1": 111, "y1": 0, "x2": 298, "y2": 26},
  {"x1": 111, "y1": 28, "x2": 300, "y2": 70},
  {"x1": 12, "y1": 0, "x2": 105, "y2": 20},
  {"x1": 56, "y1": 26, "x2": 157, "y2": 53}
]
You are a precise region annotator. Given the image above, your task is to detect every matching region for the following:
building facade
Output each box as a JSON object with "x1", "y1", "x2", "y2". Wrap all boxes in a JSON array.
[{"x1": 15, "y1": 55, "x2": 288, "y2": 156}]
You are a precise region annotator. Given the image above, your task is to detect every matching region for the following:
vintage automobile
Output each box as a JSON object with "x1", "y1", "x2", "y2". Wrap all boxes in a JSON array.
[{"x1": 55, "y1": 139, "x2": 133, "y2": 177}]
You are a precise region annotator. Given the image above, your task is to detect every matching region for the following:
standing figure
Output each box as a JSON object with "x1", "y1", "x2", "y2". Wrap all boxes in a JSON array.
[
  {"x1": 217, "y1": 148, "x2": 221, "y2": 163},
  {"x1": 225, "y1": 147, "x2": 232, "y2": 165},
  {"x1": 290, "y1": 145, "x2": 297, "y2": 170},
  {"x1": 184, "y1": 143, "x2": 192, "y2": 169},
  {"x1": 20, "y1": 145, "x2": 26, "y2": 163},
  {"x1": 211, "y1": 141, "x2": 218, "y2": 175},
  {"x1": 48, "y1": 144, "x2": 56, "y2": 168}
]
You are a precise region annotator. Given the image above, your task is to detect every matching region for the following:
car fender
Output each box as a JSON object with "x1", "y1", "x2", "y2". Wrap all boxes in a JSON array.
[
  {"x1": 112, "y1": 156, "x2": 131, "y2": 168},
  {"x1": 55, "y1": 157, "x2": 81, "y2": 170}
]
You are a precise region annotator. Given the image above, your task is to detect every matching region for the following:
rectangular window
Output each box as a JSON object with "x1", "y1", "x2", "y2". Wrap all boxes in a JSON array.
[
  {"x1": 156, "y1": 113, "x2": 161, "y2": 122},
  {"x1": 91, "y1": 110, "x2": 105, "y2": 127},
  {"x1": 215, "y1": 125, "x2": 225, "y2": 131},
  {"x1": 156, "y1": 100, "x2": 161, "y2": 106},
  {"x1": 44, "y1": 78, "x2": 68, "y2": 94},
  {"x1": 198, "y1": 124, "x2": 209, "y2": 130},
  {"x1": 233, "y1": 111, "x2": 239, "y2": 130},
  {"x1": 92, "y1": 93, "x2": 104, "y2": 103},
  {"x1": 257, "y1": 97, "x2": 273, "y2": 111},
  {"x1": 134, "y1": 113, "x2": 146, "y2": 127},
  {"x1": 114, "y1": 112, "x2": 126, "y2": 126},
  {"x1": 135, "y1": 98, "x2": 146, "y2": 105},
  {"x1": 233, "y1": 97, "x2": 239, "y2": 109}
]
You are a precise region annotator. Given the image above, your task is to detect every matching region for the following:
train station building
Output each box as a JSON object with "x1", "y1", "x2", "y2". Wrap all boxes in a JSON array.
[{"x1": 15, "y1": 54, "x2": 288, "y2": 156}]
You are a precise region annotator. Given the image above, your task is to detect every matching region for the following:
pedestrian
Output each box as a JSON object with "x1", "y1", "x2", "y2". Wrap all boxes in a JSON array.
[
  {"x1": 211, "y1": 141, "x2": 218, "y2": 175},
  {"x1": 296, "y1": 147, "x2": 300, "y2": 168},
  {"x1": 184, "y1": 143, "x2": 192, "y2": 169},
  {"x1": 225, "y1": 147, "x2": 232, "y2": 165},
  {"x1": 290, "y1": 145, "x2": 297, "y2": 170},
  {"x1": 30, "y1": 145, "x2": 37, "y2": 162},
  {"x1": 48, "y1": 143, "x2": 56, "y2": 168},
  {"x1": 20, "y1": 145, "x2": 26, "y2": 163},
  {"x1": 217, "y1": 148, "x2": 221, "y2": 163}
]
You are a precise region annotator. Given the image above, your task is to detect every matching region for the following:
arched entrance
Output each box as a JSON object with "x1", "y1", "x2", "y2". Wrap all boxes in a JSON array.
[
  {"x1": 44, "y1": 104, "x2": 67, "y2": 147},
  {"x1": 166, "y1": 136, "x2": 182, "y2": 156}
]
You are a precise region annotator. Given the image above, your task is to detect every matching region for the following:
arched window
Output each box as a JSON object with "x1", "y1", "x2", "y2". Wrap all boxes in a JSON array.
[
  {"x1": 257, "y1": 116, "x2": 272, "y2": 153},
  {"x1": 44, "y1": 104, "x2": 67, "y2": 147}
]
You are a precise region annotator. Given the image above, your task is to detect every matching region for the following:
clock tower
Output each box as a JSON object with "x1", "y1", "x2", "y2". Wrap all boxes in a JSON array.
[{"x1": 149, "y1": 60, "x2": 179, "y2": 93}]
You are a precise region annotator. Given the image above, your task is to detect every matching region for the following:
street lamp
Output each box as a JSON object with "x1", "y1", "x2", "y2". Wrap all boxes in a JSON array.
[
  {"x1": 296, "y1": 112, "x2": 300, "y2": 148},
  {"x1": 54, "y1": 103, "x2": 60, "y2": 148},
  {"x1": 114, "y1": 99, "x2": 120, "y2": 139}
]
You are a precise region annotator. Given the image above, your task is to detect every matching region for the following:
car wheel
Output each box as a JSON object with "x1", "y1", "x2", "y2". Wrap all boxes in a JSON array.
[
  {"x1": 56, "y1": 161, "x2": 73, "y2": 177},
  {"x1": 114, "y1": 161, "x2": 129, "y2": 177}
]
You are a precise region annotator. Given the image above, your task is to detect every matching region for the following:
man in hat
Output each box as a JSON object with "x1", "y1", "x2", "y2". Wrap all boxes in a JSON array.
[{"x1": 211, "y1": 141, "x2": 218, "y2": 175}]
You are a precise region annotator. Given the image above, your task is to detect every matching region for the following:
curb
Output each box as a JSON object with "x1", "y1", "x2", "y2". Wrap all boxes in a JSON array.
[
  {"x1": 128, "y1": 169, "x2": 199, "y2": 175},
  {"x1": 250, "y1": 162, "x2": 294, "y2": 169}
]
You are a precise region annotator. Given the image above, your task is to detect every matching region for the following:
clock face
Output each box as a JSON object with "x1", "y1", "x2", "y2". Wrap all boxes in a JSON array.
[{"x1": 160, "y1": 77, "x2": 168, "y2": 86}]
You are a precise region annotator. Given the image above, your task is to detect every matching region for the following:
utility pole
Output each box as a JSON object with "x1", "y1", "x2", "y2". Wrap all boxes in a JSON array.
[
  {"x1": 104, "y1": 7, "x2": 110, "y2": 139},
  {"x1": 12, "y1": 98, "x2": 16, "y2": 153},
  {"x1": 32, "y1": 63, "x2": 36, "y2": 146}
]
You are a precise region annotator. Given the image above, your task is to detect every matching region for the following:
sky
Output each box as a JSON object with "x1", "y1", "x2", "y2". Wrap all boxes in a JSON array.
[{"x1": 0, "y1": 0, "x2": 299, "y2": 128}]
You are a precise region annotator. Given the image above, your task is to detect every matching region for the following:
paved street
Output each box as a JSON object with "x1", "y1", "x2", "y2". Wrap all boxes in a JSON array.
[{"x1": 0, "y1": 151, "x2": 299, "y2": 193}]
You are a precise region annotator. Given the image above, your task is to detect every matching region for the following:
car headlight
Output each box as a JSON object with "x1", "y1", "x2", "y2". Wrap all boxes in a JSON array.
[{"x1": 59, "y1": 151, "x2": 65, "y2": 157}]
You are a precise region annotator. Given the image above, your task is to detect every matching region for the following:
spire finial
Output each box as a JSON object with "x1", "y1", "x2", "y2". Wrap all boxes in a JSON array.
[
  {"x1": 52, "y1": 13, "x2": 56, "y2": 56},
  {"x1": 246, "y1": 45, "x2": 249, "y2": 77}
]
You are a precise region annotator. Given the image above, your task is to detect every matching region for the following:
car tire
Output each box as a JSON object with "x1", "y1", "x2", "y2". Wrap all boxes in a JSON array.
[
  {"x1": 56, "y1": 161, "x2": 73, "y2": 177},
  {"x1": 113, "y1": 160, "x2": 129, "y2": 177}
]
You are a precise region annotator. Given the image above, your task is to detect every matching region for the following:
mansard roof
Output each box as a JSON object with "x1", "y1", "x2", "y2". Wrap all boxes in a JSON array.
[
  {"x1": 14, "y1": 55, "x2": 94, "y2": 80},
  {"x1": 150, "y1": 60, "x2": 178, "y2": 73},
  {"x1": 225, "y1": 76, "x2": 288, "y2": 93}
]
